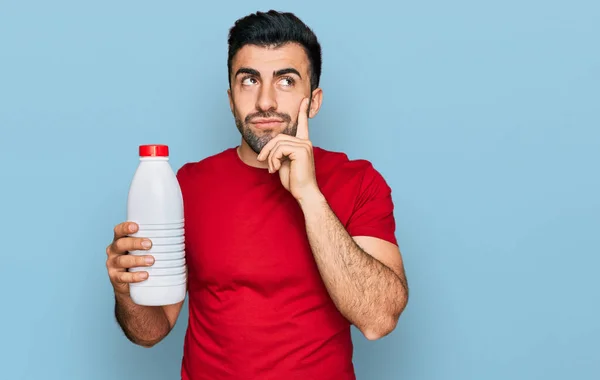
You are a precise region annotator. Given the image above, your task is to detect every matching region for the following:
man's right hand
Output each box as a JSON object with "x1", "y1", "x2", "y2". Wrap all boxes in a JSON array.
[{"x1": 106, "y1": 221, "x2": 154, "y2": 296}]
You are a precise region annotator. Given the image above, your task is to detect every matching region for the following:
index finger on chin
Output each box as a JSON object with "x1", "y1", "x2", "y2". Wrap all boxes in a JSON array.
[{"x1": 295, "y1": 98, "x2": 310, "y2": 140}]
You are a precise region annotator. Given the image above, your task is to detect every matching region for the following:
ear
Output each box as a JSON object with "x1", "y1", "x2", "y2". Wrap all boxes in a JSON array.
[
  {"x1": 308, "y1": 88, "x2": 323, "y2": 119},
  {"x1": 227, "y1": 88, "x2": 234, "y2": 114}
]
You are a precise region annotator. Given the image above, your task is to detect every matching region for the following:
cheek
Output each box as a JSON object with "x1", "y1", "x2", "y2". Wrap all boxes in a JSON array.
[
  {"x1": 276, "y1": 92, "x2": 303, "y2": 117},
  {"x1": 232, "y1": 90, "x2": 256, "y2": 114}
]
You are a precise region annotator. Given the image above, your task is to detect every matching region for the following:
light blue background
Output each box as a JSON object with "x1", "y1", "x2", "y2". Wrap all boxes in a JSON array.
[{"x1": 1, "y1": 1, "x2": 598, "y2": 379}]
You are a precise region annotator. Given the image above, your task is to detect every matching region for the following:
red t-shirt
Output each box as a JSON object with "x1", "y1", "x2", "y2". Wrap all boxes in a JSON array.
[{"x1": 176, "y1": 146, "x2": 397, "y2": 380}]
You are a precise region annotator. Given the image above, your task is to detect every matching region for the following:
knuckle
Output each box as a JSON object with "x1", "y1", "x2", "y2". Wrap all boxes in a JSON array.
[
  {"x1": 125, "y1": 271, "x2": 143, "y2": 283},
  {"x1": 113, "y1": 255, "x2": 122, "y2": 268},
  {"x1": 115, "y1": 237, "x2": 133, "y2": 253},
  {"x1": 113, "y1": 238, "x2": 124, "y2": 252},
  {"x1": 108, "y1": 269, "x2": 119, "y2": 283},
  {"x1": 137, "y1": 256, "x2": 149, "y2": 266},
  {"x1": 118, "y1": 272, "x2": 130, "y2": 283},
  {"x1": 122, "y1": 255, "x2": 135, "y2": 269},
  {"x1": 108, "y1": 255, "x2": 118, "y2": 269},
  {"x1": 116, "y1": 254, "x2": 130, "y2": 269}
]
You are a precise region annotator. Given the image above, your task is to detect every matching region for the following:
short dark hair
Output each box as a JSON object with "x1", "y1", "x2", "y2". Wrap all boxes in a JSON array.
[{"x1": 227, "y1": 10, "x2": 322, "y2": 92}]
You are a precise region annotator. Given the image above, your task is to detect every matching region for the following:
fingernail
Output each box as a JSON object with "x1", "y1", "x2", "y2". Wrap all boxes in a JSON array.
[
  {"x1": 142, "y1": 240, "x2": 151, "y2": 249},
  {"x1": 139, "y1": 272, "x2": 148, "y2": 279},
  {"x1": 145, "y1": 256, "x2": 154, "y2": 264},
  {"x1": 129, "y1": 224, "x2": 136, "y2": 232}
]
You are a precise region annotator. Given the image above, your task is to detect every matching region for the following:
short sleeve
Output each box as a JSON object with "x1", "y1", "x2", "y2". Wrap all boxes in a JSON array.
[{"x1": 346, "y1": 164, "x2": 398, "y2": 246}]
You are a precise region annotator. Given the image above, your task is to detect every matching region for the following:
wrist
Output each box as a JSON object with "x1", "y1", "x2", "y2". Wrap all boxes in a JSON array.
[
  {"x1": 114, "y1": 289, "x2": 132, "y2": 304},
  {"x1": 297, "y1": 187, "x2": 327, "y2": 210}
]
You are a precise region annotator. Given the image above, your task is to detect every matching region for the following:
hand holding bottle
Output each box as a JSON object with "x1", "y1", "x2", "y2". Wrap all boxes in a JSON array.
[{"x1": 105, "y1": 221, "x2": 154, "y2": 296}]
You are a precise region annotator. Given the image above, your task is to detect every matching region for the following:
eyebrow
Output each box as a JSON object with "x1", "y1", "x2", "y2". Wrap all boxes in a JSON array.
[
  {"x1": 274, "y1": 68, "x2": 302, "y2": 78},
  {"x1": 235, "y1": 67, "x2": 302, "y2": 79},
  {"x1": 235, "y1": 67, "x2": 260, "y2": 77}
]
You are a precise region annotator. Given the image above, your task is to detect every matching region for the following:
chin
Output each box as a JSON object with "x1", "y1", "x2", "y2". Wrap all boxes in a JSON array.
[{"x1": 244, "y1": 134, "x2": 272, "y2": 154}]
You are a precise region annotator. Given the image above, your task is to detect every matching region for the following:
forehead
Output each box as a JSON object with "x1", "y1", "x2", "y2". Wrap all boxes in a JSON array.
[{"x1": 231, "y1": 43, "x2": 309, "y2": 74}]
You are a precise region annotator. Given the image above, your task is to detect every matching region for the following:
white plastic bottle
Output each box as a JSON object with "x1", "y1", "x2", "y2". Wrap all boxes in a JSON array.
[{"x1": 126, "y1": 144, "x2": 187, "y2": 306}]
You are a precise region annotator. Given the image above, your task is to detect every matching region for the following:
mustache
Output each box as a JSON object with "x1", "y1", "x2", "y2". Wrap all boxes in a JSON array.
[{"x1": 245, "y1": 111, "x2": 292, "y2": 124}]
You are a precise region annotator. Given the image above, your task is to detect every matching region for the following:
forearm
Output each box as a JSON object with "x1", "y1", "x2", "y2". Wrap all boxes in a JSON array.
[
  {"x1": 299, "y1": 193, "x2": 407, "y2": 339},
  {"x1": 114, "y1": 292, "x2": 171, "y2": 347}
]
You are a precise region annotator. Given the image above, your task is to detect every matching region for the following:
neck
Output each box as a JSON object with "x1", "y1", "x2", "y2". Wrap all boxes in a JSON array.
[{"x1": 236, "y1": 140, "x2": 268, "y2": 169}]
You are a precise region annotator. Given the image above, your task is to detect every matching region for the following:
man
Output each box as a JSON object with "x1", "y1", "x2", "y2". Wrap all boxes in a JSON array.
[{"x1": 105, "y1": 10, "x2": 408, "y2": 380}]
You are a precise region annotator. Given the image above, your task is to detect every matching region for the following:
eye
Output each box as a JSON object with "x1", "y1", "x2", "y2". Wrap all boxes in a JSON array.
[
  {"x1": 241, "y1": 77, "x2": 258, "y2": 86},
  {"x1": 279, "y1": 77, "x2": 295, "y2": 87}
]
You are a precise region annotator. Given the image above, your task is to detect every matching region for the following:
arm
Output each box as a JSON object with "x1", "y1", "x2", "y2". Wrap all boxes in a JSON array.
[
  {"x1": 114, "y1": 294, "x2": 184, "y2": 348},
  {"x1": 106, "y1": 221, "x2": 185, "y2": 347},
  {"x1": 299, "y1": 192, "x2": 408, "y2": 340},
  {"x1": 255, "y1": 97, "x2": 408, "y2": 339}
]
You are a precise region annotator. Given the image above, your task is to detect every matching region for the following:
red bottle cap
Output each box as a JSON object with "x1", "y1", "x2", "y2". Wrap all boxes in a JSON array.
[{"x1": 139, "y1": 144, "x2": 169, "y2": 157}]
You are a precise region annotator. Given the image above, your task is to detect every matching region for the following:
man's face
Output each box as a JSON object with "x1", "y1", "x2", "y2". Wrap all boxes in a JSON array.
[{"x1": 228, "y1": 43, "x2": 317, "y2": 154}]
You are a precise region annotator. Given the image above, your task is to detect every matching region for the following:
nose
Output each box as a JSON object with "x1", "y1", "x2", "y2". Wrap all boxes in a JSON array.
[{"x1": 256, "y1": 82, "x2": 277, "y2": 112}]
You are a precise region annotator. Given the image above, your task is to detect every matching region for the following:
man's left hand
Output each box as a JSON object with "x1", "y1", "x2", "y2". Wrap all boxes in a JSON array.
[{"x1": 257, "y1": 97, "x2": 321, "y2": 202}]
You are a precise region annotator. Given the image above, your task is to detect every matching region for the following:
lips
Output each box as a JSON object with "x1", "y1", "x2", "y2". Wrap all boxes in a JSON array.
[
  {"x1": 250, "y1": 119, "x2": 284, "y2": 128},
  {"x1": 252, "y1": 118, "x2": 283, "y2": 124}
]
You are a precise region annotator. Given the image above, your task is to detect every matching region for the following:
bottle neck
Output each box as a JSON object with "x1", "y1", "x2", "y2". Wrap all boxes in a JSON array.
[{"x1": 139, "y1": 157, "x2": 169, "y2": 161}]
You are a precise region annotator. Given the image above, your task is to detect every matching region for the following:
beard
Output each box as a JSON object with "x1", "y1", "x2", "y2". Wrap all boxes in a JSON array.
[{"x1": 234, "y1": 109, "x2": 297, "y2": 154}]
